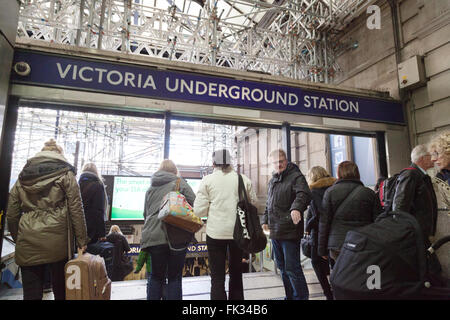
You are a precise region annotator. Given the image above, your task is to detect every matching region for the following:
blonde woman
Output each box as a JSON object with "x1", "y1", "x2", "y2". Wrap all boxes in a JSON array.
[
  {"x1": 428, "y1": 130, "x2": 450, "y2": 279},
  {"x1": 106, "y1": 225, "x2": 133, "y2": 281},
  {"x1": 78, "y1": 162, "x2": 108, "y2": 245},
  {"x1": 429, "y1": 130, "x2": 450, "y2": 186},
  {"x1": 6, "y1": 139, "x2": 88, "y2": 300},
  {"x1": 305, "y1": 166, "x2": 336, "y2": 300},
  {"x1": 141, "y1": 159, "x2": 196, "y2": 300}
]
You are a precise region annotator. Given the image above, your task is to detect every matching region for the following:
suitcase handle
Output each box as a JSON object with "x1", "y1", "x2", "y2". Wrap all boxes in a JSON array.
[{"x1": 77, "y1": 248, "x2": 85, "y2": 258}]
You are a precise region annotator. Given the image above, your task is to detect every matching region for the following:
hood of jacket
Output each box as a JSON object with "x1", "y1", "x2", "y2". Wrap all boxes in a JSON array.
[
  {"x1": 151, "y1": 170, "x2": 178, "y2": 187},
  {"x1": 309, "y1": 177, "x2": 336, "y2": 190},
  {"x1": 79, "y1": 171, "x2": 101, "y2": 184},
  {"x1": 18, "y1": 151, "x2": 76, "y2": 194}
]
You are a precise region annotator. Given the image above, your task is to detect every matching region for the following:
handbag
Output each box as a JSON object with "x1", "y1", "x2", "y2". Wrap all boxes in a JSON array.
[
  {"x1": 158, "y1": 178, "x2": 203, "y2": 233},
  {"x1": 158, "y1": 178, "x2": 202, "y2": 251},
  {"x1": 301, "y1": 233, "x2": 313, "y2": 258},
  {"x1": 233, "y1": 174, "x2": 267, "y2": 254},
  {"x1": 301, "y1": 207, "x2": 313, "y2": 258}
]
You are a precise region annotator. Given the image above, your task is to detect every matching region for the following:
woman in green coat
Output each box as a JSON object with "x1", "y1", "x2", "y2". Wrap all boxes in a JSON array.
[{"x1": 6, "y1": 139, "x2": 88, "y2": 300}]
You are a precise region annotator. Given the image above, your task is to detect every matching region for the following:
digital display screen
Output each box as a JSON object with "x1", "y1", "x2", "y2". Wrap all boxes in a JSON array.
[
  {"x1": 109, "y1": 176, "x2": 202, "y2": 221},
  {"x1": 110, "y1": 176, "x2": 151, "y2": 221},
  {"x1": 185, "y1": 178, "x2": 202, "y2": 194}
]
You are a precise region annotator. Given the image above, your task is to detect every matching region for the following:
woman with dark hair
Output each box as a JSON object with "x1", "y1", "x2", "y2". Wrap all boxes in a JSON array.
[{"x1": 318, "y1": 161, "x2": 382, "y2": 263}]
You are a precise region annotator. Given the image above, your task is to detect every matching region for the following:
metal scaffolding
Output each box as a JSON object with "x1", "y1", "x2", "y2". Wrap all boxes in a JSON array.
[
  {"x1": 17, "y1": 0, "x2": 371, "y2": 83},
  {"x1": 9, "y1": 107, "x2": 242, "y2": 187}
]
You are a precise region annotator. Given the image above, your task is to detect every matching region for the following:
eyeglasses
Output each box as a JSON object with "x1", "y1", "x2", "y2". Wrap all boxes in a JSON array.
[{"x1": 431, "y1": 151, "x2": 441, "y2": 158}]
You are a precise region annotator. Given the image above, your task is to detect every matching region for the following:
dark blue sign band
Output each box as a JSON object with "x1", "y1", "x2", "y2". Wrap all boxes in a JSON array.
[{"x1": 11, "y1": 50, "x2": 405, "y2": 124}]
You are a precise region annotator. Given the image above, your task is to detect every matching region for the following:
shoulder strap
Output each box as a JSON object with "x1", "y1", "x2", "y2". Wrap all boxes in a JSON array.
[
  {"x1": 174, "y1": 178, "x2": 181, "y2": 192},
  {"x1": 238, "y1": 174, "x2": 250, "y2": 203},
  {"x1": 334, "y1": 185, "x2": 364, "y2": 217}
]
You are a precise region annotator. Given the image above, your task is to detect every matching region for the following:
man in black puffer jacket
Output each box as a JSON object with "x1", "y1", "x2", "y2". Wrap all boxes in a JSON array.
[{"x1": 262, "y1": 149, "x2": 312, "y2": 300}]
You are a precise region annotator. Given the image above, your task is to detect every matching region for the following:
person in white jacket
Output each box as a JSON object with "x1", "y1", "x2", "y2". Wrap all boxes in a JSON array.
[{"x1": 194, "y1": 149, "x2": 257, "y2": 300}]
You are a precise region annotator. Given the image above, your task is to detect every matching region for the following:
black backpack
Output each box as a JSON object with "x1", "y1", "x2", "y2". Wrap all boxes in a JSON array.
[
  {"x1": 233, "y1": 174, "x2": 267, "y2": 254},
  {"x1": 377, "y1": 167, "x2": 417, "y2": 212},
  {"x1": 330, "y1": 210, "x2": 429, "y2": 300}
]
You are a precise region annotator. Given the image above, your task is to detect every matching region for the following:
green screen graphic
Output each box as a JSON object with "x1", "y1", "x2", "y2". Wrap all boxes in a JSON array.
[{"x1": 111, "y1": 176, "x2": 152, "y2": 220}]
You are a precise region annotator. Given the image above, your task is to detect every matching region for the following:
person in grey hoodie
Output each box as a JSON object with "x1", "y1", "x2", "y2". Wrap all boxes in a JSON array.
[{"x1": 140, "y1": 159, "x2": 196, "y2": 300}]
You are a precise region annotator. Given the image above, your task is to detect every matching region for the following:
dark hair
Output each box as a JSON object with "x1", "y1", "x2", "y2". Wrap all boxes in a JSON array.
[{"x1": 337, "y1": 161, "x2": 360, "y2": 180}]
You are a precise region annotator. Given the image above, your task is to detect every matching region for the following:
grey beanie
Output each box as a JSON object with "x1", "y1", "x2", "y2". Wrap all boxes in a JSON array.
[{"x1": 212, "y1": 149, "x2": 231, "y2": 165}]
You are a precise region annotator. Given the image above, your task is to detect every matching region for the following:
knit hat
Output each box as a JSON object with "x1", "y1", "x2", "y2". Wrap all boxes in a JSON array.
[
  {"x1": 212, "y1": 149, "x2": 231, "y2": 165},
  {"x1": 41, "y1": 139, "x2": 64, "y2": 155}
]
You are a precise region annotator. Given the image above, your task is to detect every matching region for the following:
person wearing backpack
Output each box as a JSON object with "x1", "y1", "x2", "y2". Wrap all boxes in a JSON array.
[
  {"x1": 194, "y1": 149, "x2": 257, "y2": 300},
  {"x1": 141, "y1": 159, "x2": 196, "y2": 300},
  {"x1": 262, "y1": 149, "x2": 312, "y2": 300},
  {"x1": 392, "y1": 144, "x2": 437, "y2": 240},
  {"x1": 318, "y1": 161, "x2": 382, "y2": 263}
]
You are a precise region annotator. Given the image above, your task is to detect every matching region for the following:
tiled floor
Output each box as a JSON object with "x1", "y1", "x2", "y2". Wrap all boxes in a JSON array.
[{"x1": 0, "y1": 269, "x2": 326, "y2": 300}]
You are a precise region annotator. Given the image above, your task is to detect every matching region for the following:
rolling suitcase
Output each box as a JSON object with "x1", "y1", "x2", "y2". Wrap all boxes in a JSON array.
[
  {"x1": 86, "y1": 241, "x2": 114, "y2": 280},
  {"x1": 65, "y1": 249, "x2": 112, "y2": 300}
]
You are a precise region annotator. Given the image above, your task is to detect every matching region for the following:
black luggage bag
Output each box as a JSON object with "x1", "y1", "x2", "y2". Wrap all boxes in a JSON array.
[
  {"x1": 330, "y1": 210, "x2": 437, "y2": 300},
  {"x1": 87, "y1": 241, "x2": 115, "y2": 280}
]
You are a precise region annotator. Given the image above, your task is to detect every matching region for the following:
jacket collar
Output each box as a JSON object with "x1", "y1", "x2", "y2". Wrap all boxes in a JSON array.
[
  {"x1": 272, "y1": 162, "x2": 299, "y2": 181},
  {"x1": 335, "y1": 178, "x2": 364, "y2": 186},
  {"x1": 309, "y1": 177, "x2": 337, "y2": 189},
  {"x1": 410, "y1": 163, "x2": 427, "y2": 176}
]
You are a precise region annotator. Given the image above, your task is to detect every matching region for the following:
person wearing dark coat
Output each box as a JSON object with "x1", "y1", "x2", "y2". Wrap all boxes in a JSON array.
[
  {"x1": 78, "y1": 162, "x2": 108, "y2": 245},
  {"x1": 392, "y1": 145, "x2": 441, "y2": 275},
  {"x1": 106, "y1": 225, "x2": 133, "y2": 281},
  {"x1": 305, "y1": 166, "x2": 336, "y2": 300},
  {"x1": 262, "y1": 149, "x2": 312, "y2": 300},
  {"x1": 318, "y1": 161, "x2": 382, "y2": 262},
  {"x1": 392, "y1": 145, "x2": 438, "y2": 240}
]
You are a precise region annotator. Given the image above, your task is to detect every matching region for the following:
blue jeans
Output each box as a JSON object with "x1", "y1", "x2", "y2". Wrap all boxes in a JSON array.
[
  {"x1": 146, "y1": 244, "x2": 186, "y2": 300},
  {"x1": 272, "y1": 239, "x2": 309, "y2": 300}
]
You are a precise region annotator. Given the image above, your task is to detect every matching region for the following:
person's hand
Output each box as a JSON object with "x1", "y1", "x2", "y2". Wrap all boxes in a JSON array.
[
  {"x1": 321, "y1": 256, "x2": 328, "y2": 260},
  {"x1": 262, "y1": 224, "x2": 269, "y2": 232},
  {"x1": 99, "y1": 237, "x2": 107, "y2": 242},
  {"x1": 291, "y1": 210, "x2": 302, "y2": 225}
]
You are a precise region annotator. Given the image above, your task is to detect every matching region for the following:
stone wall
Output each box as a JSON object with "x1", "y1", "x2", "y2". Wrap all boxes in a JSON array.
[{"x1": 334, "y1": 0, "x2": 450, "y2": 165}]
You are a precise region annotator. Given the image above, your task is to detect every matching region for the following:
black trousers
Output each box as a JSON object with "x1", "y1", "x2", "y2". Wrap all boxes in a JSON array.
[
  {"x1": 311, "y1": 244, "x2": 333, "y2": 300},
  {"x1": 21, "y1": 259, "x2": 67, "y2": 300},
  {"x1": 206, "y1": 235, "x2": 244, "y2": 300}
]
